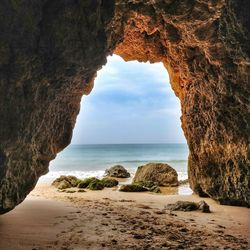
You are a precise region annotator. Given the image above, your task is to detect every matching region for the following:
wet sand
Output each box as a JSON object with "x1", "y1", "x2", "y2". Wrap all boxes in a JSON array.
[{"x1": 0, "y1": 184, "x2": 249, "y2": 250}]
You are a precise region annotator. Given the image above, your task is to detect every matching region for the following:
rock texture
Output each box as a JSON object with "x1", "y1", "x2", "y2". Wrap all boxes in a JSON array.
[
  {"x1": 165, "y1": 200, "x2": 211, "y2": 213},
  {"x1": 0, "y1": 0, "x2": 249, "y2": 213},
  {"x1": 52, "y1": 176, "x2": 80, "y2": 189},
  {"x1": 133, "y1": 163, "x2": 179, "y2": 187},
  {"x1": 119, "y1": 184, "x2": 148, "y2": 192}
]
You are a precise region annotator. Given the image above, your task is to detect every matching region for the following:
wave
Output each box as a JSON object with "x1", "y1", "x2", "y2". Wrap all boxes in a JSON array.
[{"x1": 39, "y1": 169, "x2": 188, "y2": 183}]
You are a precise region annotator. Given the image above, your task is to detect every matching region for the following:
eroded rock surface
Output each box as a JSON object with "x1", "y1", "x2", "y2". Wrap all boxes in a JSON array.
[
  {"x1": 105, "y1": 165, "x2": 131, "y2": 178},
  {"x1": 0, "y1": 0, "x2": 249, "y2": 213},
  {"x1": 133, "y1": 163, "x2": 179, "y2": 187},
  {"x1": 165, "y1": 200, "x2": 211, "y2": 213}
]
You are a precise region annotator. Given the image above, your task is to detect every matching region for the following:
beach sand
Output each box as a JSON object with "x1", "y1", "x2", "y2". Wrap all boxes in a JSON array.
[{"x1": 0, "y1": 184, "x2": 249, "y2": 250}]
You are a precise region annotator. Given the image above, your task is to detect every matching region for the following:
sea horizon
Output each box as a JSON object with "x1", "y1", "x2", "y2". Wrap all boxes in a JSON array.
[{"x1": 70, "y1": 142, "x2": 187, "y2": 145}]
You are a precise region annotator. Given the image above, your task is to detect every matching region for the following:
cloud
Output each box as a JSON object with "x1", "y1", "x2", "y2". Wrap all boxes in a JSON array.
[
  {"x1": 72, "y1": 55, "x2": 186, "y2": 144},
  {"x1": 93, "y1": 55, "x2": 171, "y2": 95}
]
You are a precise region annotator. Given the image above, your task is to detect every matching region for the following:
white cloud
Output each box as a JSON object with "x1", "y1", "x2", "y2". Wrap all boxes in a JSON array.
[{"x1": 72, "y1": 55, "x2": 186, "y2": 144}]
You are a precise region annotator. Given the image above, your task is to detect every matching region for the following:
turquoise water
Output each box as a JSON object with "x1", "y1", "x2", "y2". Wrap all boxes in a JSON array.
[{"x1": 41, "y1": 143, "x2": 189, "y2": 182}]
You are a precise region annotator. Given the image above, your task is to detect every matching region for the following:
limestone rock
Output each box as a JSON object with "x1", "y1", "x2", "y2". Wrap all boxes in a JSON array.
[
  {"x1": 105, "y1": 165, "x2": 130, "y2": 178},
  {"x1": 52, "y1": 175, "x2": 80, "y2": 189},
  {"x1": 77, "y1": 177, "x2": 99, "y2": 189},
  {"x1": 198, "y1": 200, "x2": 211, "y2": 213},
  {"x1": 101, "y1": 178, "x2": 119, "y2": 188},
  {"x1": 0, "y1": 0, "x2": 249, "y2": 213},
  {"x1": 57, "y1": 180, "x2": 72, "y2": 190},
  {"x1": 133, "y1": 163, "x2": 178, "y2": 187},
  {"x1": 165, "y1": 200, "x2": 211, "y2": 213},
  {"x1": 77, "y1": 177, "x2": 117, "y2": 190},
  {"x1": 87, "y1": 180, "x2": 104, "y2": 191}
]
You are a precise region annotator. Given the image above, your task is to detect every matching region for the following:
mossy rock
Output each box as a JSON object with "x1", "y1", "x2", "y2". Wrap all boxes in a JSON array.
[
  {"x1": 52, "y1": 175, "x2": 80, "y2": 188},
  {"x1": 88, "y1": 180, "x2": 104, "y2": 190},
  {"x1": 101, "y1": 178, "x2": 119, "y2": 187},
  {"x1": 57, "y1": 180, "x2": 72, "y2": 190},
  {"x1": 77, "y1": 177, "x2": 99, "y2": 188},
  {"x1": 119, "y1": 184, "x2": 148, "y2": 192}
]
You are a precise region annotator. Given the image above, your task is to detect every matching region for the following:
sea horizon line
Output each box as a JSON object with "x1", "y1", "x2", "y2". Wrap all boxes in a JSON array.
[{"x1": 70, "y1": 142, "x2": 187, "y2": 146}]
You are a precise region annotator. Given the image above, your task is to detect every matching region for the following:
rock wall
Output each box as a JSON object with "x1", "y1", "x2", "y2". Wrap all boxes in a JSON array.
[{"x1": 0, "y1": 0, "x2": 249, "y2": 213}]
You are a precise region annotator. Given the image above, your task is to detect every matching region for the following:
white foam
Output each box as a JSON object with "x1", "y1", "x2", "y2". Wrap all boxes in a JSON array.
[{"x1": 38, "y1": 169, "x2": 188, "y2": 183}]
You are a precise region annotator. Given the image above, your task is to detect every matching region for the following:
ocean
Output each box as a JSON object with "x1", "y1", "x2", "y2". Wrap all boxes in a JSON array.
[{"x1": 40, "y1": 143, "x2": 190, "y2": 194}]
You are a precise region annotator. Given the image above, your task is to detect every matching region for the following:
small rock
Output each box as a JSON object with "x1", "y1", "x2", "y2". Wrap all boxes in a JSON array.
[
  {"x1": 77, "y1": 189, "x2": 86, "y2": 192},
  {"x1": 119, "y1": 184, "x2": 148, "y2": 192},
  {"x1": 88, "y1": 180, "x2": 104, "y2": 190},
  {"x1": 77, "y1": 177, "x2": 99, "y2": 188},
  {"x1": 101, "y1": 178, "x2": 119, "y2": 187},
  {"x1": 52, "y1": 175, "x2": 80, "y2": 189},
  {"x1": 57, "y1": 180, "x2": 72, "y2": 190},
  {"x1": 198, "y1": 200, "x2": 211, "y2": 213},
  {"x1": 165, "y1": 200, "x2": 210, "y2": 213},
  {"x1": 104, "y1": 165, "x2": 130, "y2": 178},
  {"x1": 65, "y1": 190, "x2": 76, "y2": 193}
]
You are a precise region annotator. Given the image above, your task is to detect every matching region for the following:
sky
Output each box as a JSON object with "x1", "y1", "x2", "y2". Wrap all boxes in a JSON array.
[{"x1": 71, "y1": 55, "x2": 186, "y2": 144}]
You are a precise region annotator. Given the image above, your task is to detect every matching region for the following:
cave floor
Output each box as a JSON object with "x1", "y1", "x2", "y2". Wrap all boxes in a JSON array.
[{"x1": 0, "y1": 184, "x2": 249, "y2": 250}]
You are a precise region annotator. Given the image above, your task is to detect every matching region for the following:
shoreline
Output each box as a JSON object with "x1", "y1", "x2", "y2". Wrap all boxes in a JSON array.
[
  {"x1": 39, "y1": 175, "x2": 193, "y2": 196},
  {"x1": 0, "y1": 183, "x2": 249, "y2": 249}
]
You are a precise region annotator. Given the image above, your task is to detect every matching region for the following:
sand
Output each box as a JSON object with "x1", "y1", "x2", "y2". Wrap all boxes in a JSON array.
[{"x1": 0, "y1": 184, "x2": 249, "y2": 250}]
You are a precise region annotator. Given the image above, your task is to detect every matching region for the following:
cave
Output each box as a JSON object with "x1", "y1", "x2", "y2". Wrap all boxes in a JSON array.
[{"x1": 0, "y1": 0, "x2": 249, "y2": 214}]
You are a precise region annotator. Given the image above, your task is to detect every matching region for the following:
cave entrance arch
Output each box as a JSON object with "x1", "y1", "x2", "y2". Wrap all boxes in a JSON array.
[
  {"x1": 47, "y1": 54, "x2": 188, "y2": 185},
  {"x1": 0, "y1": 0, "x2": 249, "y2": 214}
]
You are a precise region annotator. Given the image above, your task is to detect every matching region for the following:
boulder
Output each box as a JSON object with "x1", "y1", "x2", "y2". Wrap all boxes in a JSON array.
[
  {"x1": 88, "y1": 179, "x2": 104, "y2": 190},
  {"x1": 77, "y1": 177, "x2": 99, "y2": 188},
  {"x1": 104, "y1": 165, "x2": 130, "y2": 178},
  {"x1": 101, "y1": 178, "x2": 119, "y2": 188},
  {"x1": 133, "y1": 163, "x2": 178, "y2": 187},
  {"x1": 52, "y1": 175, "x2": 80, "y2": 189},
  {"x1": 57, "y1": 180, "x2": 72, "y2": 190}
]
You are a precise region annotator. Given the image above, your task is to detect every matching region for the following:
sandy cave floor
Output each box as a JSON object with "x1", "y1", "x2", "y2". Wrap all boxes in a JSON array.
[{"x1": 0, "y1": 184, "x2": 249, "y2": 250}]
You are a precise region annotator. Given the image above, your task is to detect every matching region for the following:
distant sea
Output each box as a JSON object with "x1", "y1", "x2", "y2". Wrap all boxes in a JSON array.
[{"x1": 40, "y1": 143, "x2": 189, "y2": 189}]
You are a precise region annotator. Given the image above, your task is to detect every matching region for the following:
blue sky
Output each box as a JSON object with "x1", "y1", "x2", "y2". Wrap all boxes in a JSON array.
[{"x1": 71, "y1": 55, "x2": 186, "y2": 144}]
